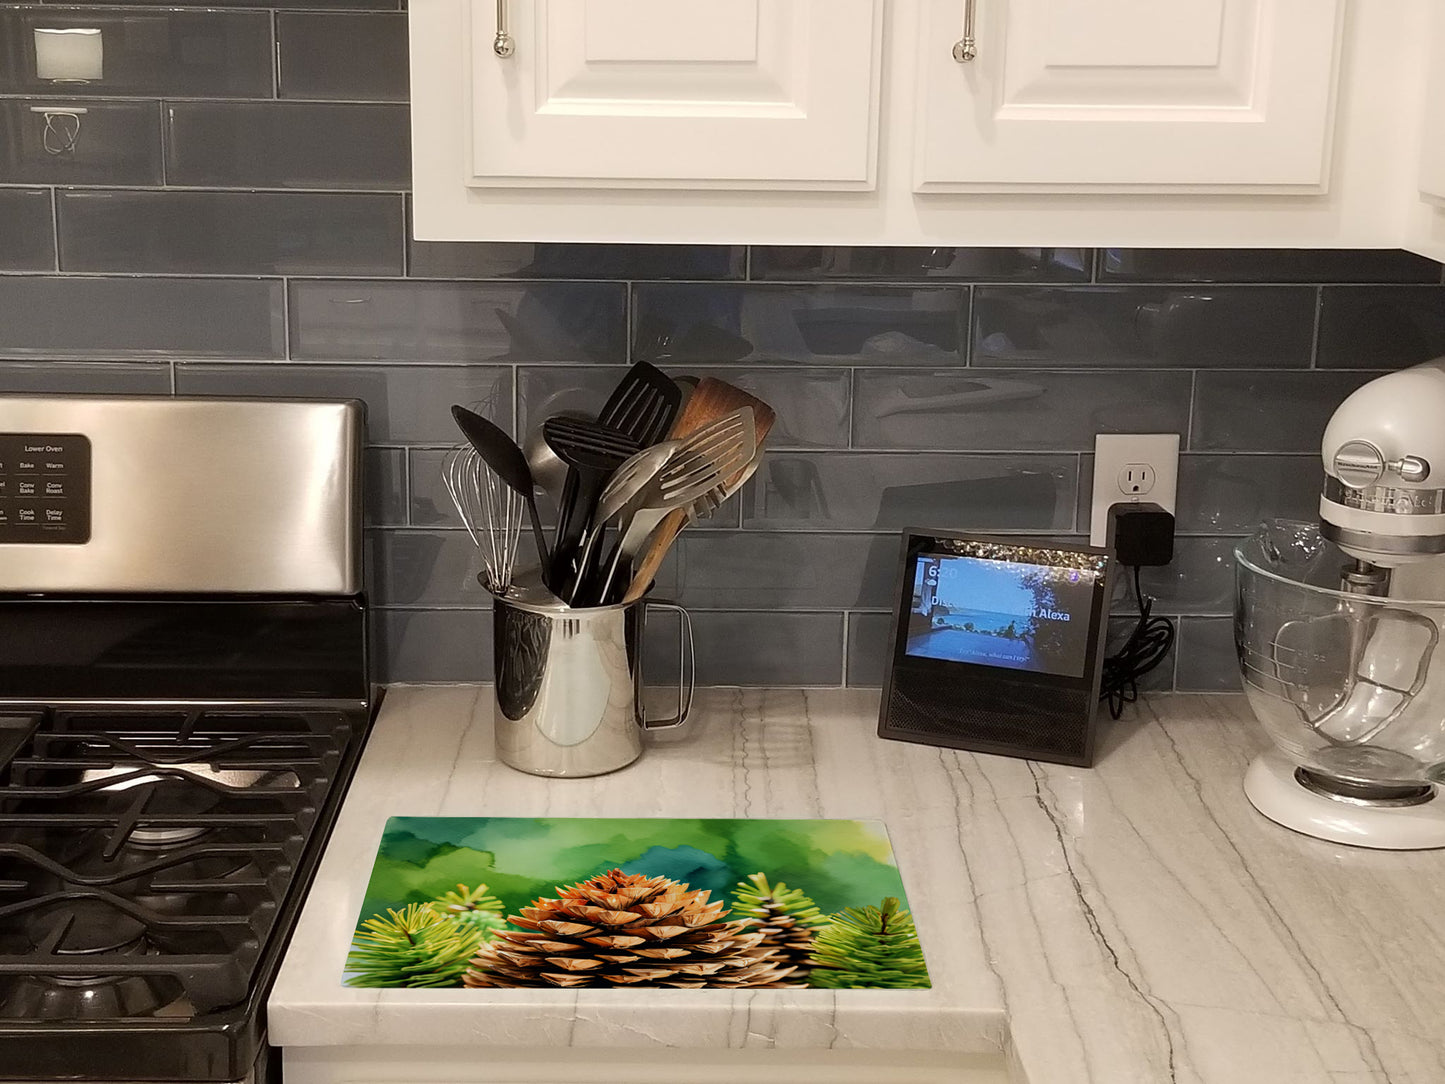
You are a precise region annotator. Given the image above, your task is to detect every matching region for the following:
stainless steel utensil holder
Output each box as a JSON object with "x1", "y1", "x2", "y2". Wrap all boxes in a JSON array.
[{"x1": 491, "y1": 588, "x2": 694, "y2": 777}]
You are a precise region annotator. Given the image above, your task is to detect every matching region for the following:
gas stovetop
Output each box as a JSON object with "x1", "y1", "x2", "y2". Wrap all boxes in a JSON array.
[
  {"x1": 0, "y1": 701, "x2": 373, "y2": 1081},
  {"x1": 0, "y1": 707, "x2": 358, "y2": 1017}
]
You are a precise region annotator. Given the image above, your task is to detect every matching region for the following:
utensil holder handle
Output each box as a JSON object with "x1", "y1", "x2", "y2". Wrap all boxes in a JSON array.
[{"x1": 639, "y1": 599, "x2": 694, "y2": 730}]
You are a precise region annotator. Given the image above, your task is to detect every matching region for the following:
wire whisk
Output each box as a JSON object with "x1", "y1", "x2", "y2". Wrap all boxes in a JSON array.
[{"x1": 442, "y1": 444, "x2": 524, "y2": 594}]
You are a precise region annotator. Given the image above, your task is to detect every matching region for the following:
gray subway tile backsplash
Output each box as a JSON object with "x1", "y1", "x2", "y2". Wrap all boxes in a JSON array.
[
  {"x1": 9, "y1": 3, "x2": 1443, "y2": 690},
  {"x1": 1137, "y1": 536, "x2": 1240, "y2": 616},
  {"x1": 166, "y1": 103, "x2": 410, "y2": 190},
  {"x1": 0, "y1": 100, "x2": 163, "y2": 185},
  {"x1": 289, "y1": 280, "x2": 628, "y2": 363},
  {"x1": 1174, "y1": 618, "x2": 1240, "y2": 692},
  {"x1": 1315, "y1": 285, "x2": 1445, "y2": 370},
  {"x1": 633, "y1": 283, "x2": 969, "y2": 365},
  {"x1": 670, "y1": 533, "x2": 884, "y2": 612},
  {"x1": 1191, "y1": 370, "x2": 1387, "y2": 453},
  {"x1": 1173, "y1": 455, "x2": 1321, "y2": 534},
  {"x1": 0, "y1": 188, "x2": 54, "y2": 271},
  {"x1": 407, "y1": 449, "x2": 460, "y2": 528},
  {"x1": 741, "y1": 452, "x2": 1078, "y2": 533},
  {"x1": 408, "y1": 231, "x2": 745, "y2": 281},
  {"x1": 58, "y1": 190, "x2": 404, "y2": 276},
  {"x1": 1100, "y1": 248, "x2": 1443, "y2": 284},
  {"x1": 365, "y1": 529, "x2": 490, "y2": 608},
  {"x1": 364, "y1": 447, "x2": 408, "y2": 527},
  {"x1": 277, "y1": 12, "x2": 409, "y2": 101},
  {"x1": 845, "y1": 612, "x2": 892, "y2": 688},
  {"x1": 853, "y1": 369, "x2": 1194, "y2": 451},
  {"x1": 372, "y1": 608, "x2": 491, "y2": 685},
  {"x1": 683, "y1": 612, "x2": 845, "y2": 687},
  {"x1": 1, "y1": 9, "x2": 273, "y2": 97},
  {"x1": 974, "y1": 286, "x2": 1315, "y2": 369},
  {"x1": 0, "y1": 276, "x2": 284, "y2": 358},
  {"x1": 174, "y1": 363, "x2": 513, "y2": 443},
  {"x1": 0, "y1": 361, "x2": 172, "y2": 395},
  {"x1": 751, "y1": 247, "x2": 1090, "y2": 282}
]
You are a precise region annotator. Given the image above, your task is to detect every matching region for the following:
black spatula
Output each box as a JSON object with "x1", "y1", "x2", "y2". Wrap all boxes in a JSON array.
[
  {"x1": 542, "y1": 415, "x2": 640, "y2": 588},
  {"x1": 597, "y1": 361, "x2": 682, "y2": 448}
]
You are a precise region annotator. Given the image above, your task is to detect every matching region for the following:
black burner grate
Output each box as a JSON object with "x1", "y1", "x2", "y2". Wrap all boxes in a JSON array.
[{"x1": 0, "y1": 709, "x2": 356, "y2": 1023}]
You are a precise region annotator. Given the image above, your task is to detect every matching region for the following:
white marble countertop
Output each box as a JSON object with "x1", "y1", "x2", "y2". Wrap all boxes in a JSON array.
[{"x1": 269, "y1": 687, "x2": 1445, "y2": 1083}]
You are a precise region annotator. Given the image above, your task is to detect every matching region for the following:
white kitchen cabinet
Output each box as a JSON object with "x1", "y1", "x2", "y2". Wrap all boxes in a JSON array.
[
  {"x1": 914, "y1": 0, "x2": 1343, "y2": 192},
  {"x1": 1405, "y1": 3, "x2": 1445, "y2": 261},
  {"x1": 281, "y1": 1048, "x2": 1008, "y2": 1084},
  {"x1": 458, "y1": 0, "x2": 882, "y2": 191},
  {"x1": 412, "y1": 0, "x2": 1430, "y2": 248}
]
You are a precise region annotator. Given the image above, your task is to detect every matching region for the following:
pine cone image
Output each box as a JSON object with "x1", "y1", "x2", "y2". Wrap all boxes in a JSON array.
[
  {"x1": 730, "y1": 872, "x2": 830, "y2": 984},
  {"x1": 464, "y1": 869, "x2": 803, "y2": 989}
]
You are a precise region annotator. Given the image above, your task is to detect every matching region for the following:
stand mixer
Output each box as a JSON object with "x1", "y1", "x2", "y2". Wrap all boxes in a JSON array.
[{"x1": 1236, "y1": 359, "x2": 1445, "y2": 849}]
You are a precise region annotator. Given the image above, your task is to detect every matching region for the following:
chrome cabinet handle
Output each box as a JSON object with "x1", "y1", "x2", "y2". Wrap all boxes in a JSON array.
[
  {"x1": 493, "y1": 0, "x2": 515, "y2": 57},
  {"x1": 952, "y1": 0, "x2": 977, "y2": 62}
]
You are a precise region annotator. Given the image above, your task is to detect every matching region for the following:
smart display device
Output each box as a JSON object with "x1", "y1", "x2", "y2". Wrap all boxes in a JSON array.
[{"x1": 878, "y1": 529, "x2": 1113, "y2": 767}]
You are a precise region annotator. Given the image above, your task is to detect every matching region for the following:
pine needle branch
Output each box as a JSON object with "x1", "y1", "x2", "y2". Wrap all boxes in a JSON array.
[
  {"x1": 807, "y1": 896, "x2": 930, "y2": 990},
  {"x1": 345, "y1": 902, "x2": 483, "y2": 988}
]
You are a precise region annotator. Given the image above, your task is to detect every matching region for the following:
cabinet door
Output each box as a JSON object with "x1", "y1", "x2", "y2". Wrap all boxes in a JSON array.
[
  {"x1": 913, "y1": 0, "x2": 1344, "y2": 192},
  {"x1": 463, "y1": 0, "x2": 882, "y2": 190},
  {"x1": 1419, "y1": 7, "x2": 1445, "y2": 206}
]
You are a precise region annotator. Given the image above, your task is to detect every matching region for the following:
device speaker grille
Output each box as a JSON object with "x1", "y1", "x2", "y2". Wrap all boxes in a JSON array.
[{"x1": 883, "y1": 676, "x2": 1092, "y2": 766}]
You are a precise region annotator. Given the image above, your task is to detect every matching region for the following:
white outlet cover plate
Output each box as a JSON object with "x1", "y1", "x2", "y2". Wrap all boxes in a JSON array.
[{"x1": 1090, "y1": 433, "x2": 1180, "y2": 547}]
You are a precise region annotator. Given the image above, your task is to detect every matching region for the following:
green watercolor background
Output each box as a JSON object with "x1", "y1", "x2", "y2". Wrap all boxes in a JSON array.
[{"x1": 355, "y1": 817, "x2": 913, "y2": 926}]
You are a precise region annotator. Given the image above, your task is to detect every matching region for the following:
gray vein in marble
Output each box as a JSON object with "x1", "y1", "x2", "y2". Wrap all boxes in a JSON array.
[
  {"x1": 1029, "y1": 762, "x2": 1182, "y2": 1081},
  {"x1": 1100, "y1": 725, "x2": 1289, "y2": 978},
  {"x1": 1153, "y1": 714, "x2": 1392, "y2": 1079},
  {"x1": 434, "y1": 692, "x2": 474, "y2": 808}
]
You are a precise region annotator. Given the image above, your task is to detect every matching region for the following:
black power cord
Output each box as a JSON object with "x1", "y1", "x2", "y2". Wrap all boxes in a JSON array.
[{"x1": 1099, "y1": 565, "x2": 1175, "y2": 719}]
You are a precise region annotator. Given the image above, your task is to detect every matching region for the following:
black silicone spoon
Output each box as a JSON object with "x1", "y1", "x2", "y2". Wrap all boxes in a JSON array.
[{"x1": 450, "y1": 405, "x2": 551, "y2": 575}]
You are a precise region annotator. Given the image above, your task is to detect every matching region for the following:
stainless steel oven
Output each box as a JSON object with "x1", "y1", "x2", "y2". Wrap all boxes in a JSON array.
[{"x1": 0, "y1": 396, "x2": 375, "y2": 1083}]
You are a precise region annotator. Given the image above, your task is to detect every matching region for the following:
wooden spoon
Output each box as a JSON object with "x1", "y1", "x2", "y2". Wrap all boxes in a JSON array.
[{"x1": 621, "y1": 377, "x2": 776, "y2": 603}]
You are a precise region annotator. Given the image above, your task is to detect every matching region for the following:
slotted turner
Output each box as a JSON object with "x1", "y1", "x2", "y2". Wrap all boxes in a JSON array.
[
  {"x1": 543, "y1": 415, "x2": 641, "y2": 588},
  {"x1": 598, "y1": 361, "x2": 683, "y2": 448},
  {"x1": 591, "y1": 407, "x2": 756, "y2": 606},
  {"x1": 622, "y1": 378, "x2": 777, "y2": 603}
]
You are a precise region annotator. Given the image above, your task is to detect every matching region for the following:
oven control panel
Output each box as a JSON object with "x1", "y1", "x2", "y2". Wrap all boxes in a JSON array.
[{"x1": 0, "y1": 433, "x2": 91, "y2": 544}]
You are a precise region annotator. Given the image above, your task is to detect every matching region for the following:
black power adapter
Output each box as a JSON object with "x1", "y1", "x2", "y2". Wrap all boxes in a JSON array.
[
  {"x1": 1105, "y1": 501, "x2": 1175, "y2": 567},
  {"x1": 1099, "y1": 501, "x2": 1176, "y2": 718}
]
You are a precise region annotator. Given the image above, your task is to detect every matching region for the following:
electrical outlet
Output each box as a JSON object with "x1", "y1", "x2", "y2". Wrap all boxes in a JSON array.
[
  {"x1": 1118, "y1": 463, "x2": 1156, "y2": 495},
  {"x1": 1090, "y1": 434, "x2": 1180, "y2": 546}
]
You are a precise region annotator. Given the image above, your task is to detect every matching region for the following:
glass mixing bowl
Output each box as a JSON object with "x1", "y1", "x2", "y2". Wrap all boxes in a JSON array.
[{"x1": 1235, "y1": 520, "x2": 1445, "y2": 788}]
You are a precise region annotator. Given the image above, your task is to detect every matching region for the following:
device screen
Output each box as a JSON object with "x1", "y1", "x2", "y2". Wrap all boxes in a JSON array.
[{"x1": 905, "y1": 553, "x2": 1100, "y2": 678}]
